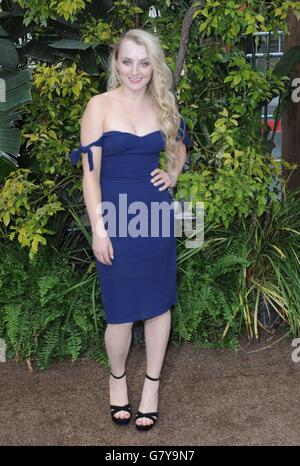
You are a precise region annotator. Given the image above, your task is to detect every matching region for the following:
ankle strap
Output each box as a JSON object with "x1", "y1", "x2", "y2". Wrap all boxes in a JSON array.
[
  {"x1": 146, "y1": 373, "x2": 160, "y2": 381},
  {"x1": 110, "y1": 370, "x2": 126, "y2": 379}
]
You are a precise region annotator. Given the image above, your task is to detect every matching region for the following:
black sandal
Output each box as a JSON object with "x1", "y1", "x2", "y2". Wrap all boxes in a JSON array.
[
  {"x1": 135, "y1": 374, "x2": 160, "y2": 431},
  {"x1": 110, "y1": 370, "x2": 131, "y2": 425}
]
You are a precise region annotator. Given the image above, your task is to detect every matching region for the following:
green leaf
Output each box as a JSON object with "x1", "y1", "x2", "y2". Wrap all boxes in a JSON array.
[
  {"x1": 199, "y1": 21, "x2": 208, "y2": 33},
  {"x1": 0, "y1": 38, "x2": 19, "y2": 68},
  {"x1": 49, "y1": 40, "x2": 92, "y2": 51},
  {"x1": 234, "y1": 74, "x2": 242, "y2": 85}
]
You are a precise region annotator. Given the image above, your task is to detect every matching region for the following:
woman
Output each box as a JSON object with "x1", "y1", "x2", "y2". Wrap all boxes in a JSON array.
[{"x1": 70, "y1": 29, "x2": 192, "y2": 431}]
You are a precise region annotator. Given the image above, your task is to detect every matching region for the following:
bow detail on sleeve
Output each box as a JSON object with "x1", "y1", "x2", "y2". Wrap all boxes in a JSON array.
[
  {"x1": 176, "y1": 116, "x2": 192, "y2": 146},
  {"x1": 69, "y1": 135, "x2": 104, "y2": 172}
]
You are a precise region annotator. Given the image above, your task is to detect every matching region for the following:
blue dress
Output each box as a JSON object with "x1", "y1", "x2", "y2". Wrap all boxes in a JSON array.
[{"x1": 70, "y1": 117, "x2": 192, "y2": 324}]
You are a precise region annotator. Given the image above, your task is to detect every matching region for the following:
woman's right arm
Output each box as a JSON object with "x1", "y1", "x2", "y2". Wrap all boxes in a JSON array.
[{"x1": 80, "y1": 95, "x2": 114, "y2": 266}]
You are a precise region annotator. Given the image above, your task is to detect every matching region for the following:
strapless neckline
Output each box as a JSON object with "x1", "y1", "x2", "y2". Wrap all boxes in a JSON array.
[{"x1": 102, "y1": 129, "x2": 161, "y2": 138}]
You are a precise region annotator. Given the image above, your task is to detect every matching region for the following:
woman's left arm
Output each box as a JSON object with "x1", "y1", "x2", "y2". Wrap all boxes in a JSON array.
[{"x1": 166, "y1": 141, "x2": 187, "y2": 187}]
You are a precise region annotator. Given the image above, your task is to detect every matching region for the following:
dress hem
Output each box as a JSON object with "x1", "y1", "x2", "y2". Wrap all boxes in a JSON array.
[{"x1": 104, "y1": 300, "x2": 177, "y2": 324}]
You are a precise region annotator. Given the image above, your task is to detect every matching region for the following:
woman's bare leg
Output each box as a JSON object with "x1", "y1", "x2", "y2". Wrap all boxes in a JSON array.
[
  {"x1": 105, "y1": 322, "x2": 133, "y2": 419},
  {"x1": 136, "y1": 309, "x2": 171, "y2": 426}
]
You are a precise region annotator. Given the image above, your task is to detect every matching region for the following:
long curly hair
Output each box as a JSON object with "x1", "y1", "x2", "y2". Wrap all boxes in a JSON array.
[{"x1": 106, "y1": 28, "x2": 184, "y2": 171}]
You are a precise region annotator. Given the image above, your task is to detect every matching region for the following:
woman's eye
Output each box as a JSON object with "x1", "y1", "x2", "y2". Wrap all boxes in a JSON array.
[{"x1": 122, "y1": 61, "x2": 149, "y2": 66}]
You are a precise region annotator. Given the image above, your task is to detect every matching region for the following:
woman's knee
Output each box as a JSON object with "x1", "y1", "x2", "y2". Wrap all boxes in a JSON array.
[{"x1": 106, "y1": 321, "x2": 134, "y2": 332}]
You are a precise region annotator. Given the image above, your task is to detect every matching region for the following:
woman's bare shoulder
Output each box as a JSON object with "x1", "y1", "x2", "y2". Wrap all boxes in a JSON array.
[
  {"x1": 81, "y1": 91, "x2": 118, "y2": 138},
  {"x1": 82, "y1": 91, "x2": 114, "y2": 121},
  {"x1": 88, "y1": 90, "x2": 118, "y2": 107}
]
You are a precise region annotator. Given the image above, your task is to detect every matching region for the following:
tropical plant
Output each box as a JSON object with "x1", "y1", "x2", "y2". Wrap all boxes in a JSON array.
[
  {"x1": 172, "y1": 224, "x2": 246, "y2": 351},
  {"x1": 0, "y1": 31, "x2": 32, "y2": 179},
  {"x1": 173, "y1": 183, "x2": 300, "y2": 346},
  {"x1": 0, "y1": 239, "x2": 107, "y2": 369}
]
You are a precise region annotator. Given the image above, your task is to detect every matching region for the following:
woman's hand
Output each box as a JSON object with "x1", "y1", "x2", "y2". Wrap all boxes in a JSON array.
[
  {"x1": 92, "y1": 231, "x2": 114, "y2": 266},
  {"x1": 150, "y1": 168, "x2": 177, "y2": 190}
]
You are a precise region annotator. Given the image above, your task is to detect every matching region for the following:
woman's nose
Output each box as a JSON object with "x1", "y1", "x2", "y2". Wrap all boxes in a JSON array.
[{"x1": 132, "y1": 63, "x2": 139, "y2": 74}]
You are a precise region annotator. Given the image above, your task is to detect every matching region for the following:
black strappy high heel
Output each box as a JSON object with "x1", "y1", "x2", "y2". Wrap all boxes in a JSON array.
[
  {"x1": 110, "y1": 370, "x2": 131, "y2": 425},
  {"x1": 135, "y1": 374, "x2": 160, "y2": 431}
]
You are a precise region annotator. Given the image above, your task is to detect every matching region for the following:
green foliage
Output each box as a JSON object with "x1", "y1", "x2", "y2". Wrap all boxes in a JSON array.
[
  {"x1": 81, "y1": 16, "x2": 114, "y2": 45},
  {"x1": 173, "y1": 185, "x2": 300, "y2": 347},
  {"x1": 237, "y1": 187, "x2": 300, "y2": 339},
  {"x1": 172, "y1": 234, "x2": 247, "y2": 351},
  {"x1": 176, "y1": 108, "x2": 290, "y2": 228},
  {"x1": 78, "y1": 0, "x2": 146, "y2": 45},
  {"x1": 13, "y1": 0, "x2": 90, "y2": 26},
  {"x1": 108, "y1": 1, "x2": 144, "y2": 30},
  {"x1": 193, "y1": 0, "x2": 300, "y2": 41},
  {"x1": 0, "y1": 69, "x2": 32, "y2": 179},
  {"x1": 21, "y1": 62, "x2": 96, "y2": 177},
  {"x1": 0, "y1": 241, "x2": 107, "y2": 369},
  {"x1": 0, "y1": 62, "x2": 101, "y2": 258},
  {"x1": 0, "y1": 169, "x2": 64, "y2": 259},
  {"x1": 224, "y1": 56, "x2": 289, "y2": 114}
]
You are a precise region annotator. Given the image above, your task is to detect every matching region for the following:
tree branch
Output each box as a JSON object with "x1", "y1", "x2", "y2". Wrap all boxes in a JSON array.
[{"x1": 174, "y1": 2, "x2": 204, "y2": 87}]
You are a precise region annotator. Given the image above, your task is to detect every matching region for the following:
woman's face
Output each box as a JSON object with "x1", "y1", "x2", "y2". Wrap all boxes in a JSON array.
[{"x1": 116, "y1": 38, "x2": 153, "y2": 91}]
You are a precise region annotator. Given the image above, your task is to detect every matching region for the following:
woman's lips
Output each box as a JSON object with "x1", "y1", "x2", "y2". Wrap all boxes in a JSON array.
[{"x1": 129, "y1": 77, "x2": 143, "y2": 83}]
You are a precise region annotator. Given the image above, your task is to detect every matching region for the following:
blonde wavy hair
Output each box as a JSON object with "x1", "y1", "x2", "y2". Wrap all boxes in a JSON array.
[{"x1": 106, "y1": 28, "x2": 185, "y2": 171}]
